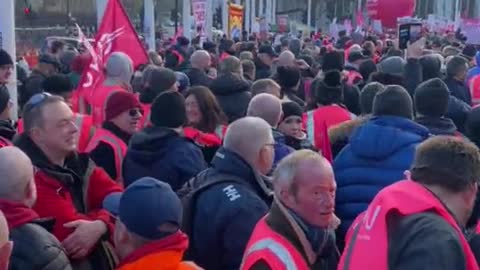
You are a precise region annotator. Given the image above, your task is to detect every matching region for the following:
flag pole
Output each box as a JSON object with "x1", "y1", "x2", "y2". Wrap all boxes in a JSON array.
[
  {"x1": 144, "y1": 0, "x2": 156, "y2": 51},
  {"x1": 0, "y1": 0, "x2": 17, "y2": 120},
  {"x1": 96, "y1": 0, "x2": 108, "y2": 28}
]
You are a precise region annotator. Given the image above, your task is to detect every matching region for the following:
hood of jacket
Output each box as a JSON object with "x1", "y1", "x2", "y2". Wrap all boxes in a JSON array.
[
  {"x1": 210, "y1": 73, "x2": 250, "y2": 96},
  {"x1": 210, "y1": 147, "x2": 272, "y2": 200},
  {"x1": 127, "y1": 126, "x2": 184, "y2": 164},
  {"x1": 0, "y1": 120, "x2": 16, "y2": 141},
  {"x1": 415, "y1": 116, "x2": 457, "y2": 136},
  {"x1": 349, "y1": 116, "x2": 429, "y2": 160},
  {"x1": 0, "y1": 200, "x2": 39, "y2": 230},
  {"x1": 272, "y1": 128, "x2": 287, "y2": 144}
]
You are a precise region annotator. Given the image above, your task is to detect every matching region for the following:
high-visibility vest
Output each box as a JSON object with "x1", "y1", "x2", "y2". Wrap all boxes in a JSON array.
[
  {"x1": 17, "y1": 113, "x2": 94, "y2": 152},
  {"x1": 345, "y1": 70, "x2": 363, "y2": 86},
  {"x1": 338, "y1": 180, "x2": 479, "y2": 270},
  {"x1": 84, "y1": 128, "x2": 127, "y2": 184},
  {"x1": 90, "y1": 85, "x2": 127, "y2": 126},
  {"x1": 303, "y1": 105, "x2": 354, "y2": 149},
  {"x1": 241, "y1": 217, "x2": 310, "y2": 270},
  {"x1": 139, "y1": 103, "x2": 151, "y2": 128},
  {"x1": 0, "y1": 136, "x2": 12, "y2": 148},
  {"x1": 470, "y1": 75, "x2": 480, "y2": 105}
]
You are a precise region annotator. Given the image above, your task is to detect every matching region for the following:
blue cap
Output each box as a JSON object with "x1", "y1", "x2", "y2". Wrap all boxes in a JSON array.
[{"x1": 103, "y1": 177, "x2": 183, "y2": 240}]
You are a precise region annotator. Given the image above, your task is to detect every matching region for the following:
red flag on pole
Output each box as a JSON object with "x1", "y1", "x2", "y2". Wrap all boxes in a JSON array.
[
  {"x1": 319, "y1": 121, "x2": 333, "y2": 164},
  {"x1": 75, "y1": 0, "x2": 148, "y2": 113}
]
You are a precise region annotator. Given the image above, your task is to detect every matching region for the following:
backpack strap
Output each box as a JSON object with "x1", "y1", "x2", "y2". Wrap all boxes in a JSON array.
[{"x1": 180, "y1": 170, "x2": 246, "y2": 259}]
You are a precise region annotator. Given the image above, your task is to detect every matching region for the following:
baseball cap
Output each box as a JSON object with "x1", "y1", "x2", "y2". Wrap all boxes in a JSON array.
[
  {"x1": 103, "y1": 177, "x2": 183, "y2": 240},
  {"x1": 259, "y1": 45, "x2": 278, "y2": 57},
  {"x1": 348, "y1": 51, "x2": 369, "y2": 63}
]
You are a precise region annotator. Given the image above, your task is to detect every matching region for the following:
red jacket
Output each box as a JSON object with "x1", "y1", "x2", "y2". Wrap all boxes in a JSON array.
[
  {"x1": 14, "y1": 134, "x2": 123, "y2": 242},
  {"x1": 339, "y1": 180, "x2": 479, "y2": 270}
]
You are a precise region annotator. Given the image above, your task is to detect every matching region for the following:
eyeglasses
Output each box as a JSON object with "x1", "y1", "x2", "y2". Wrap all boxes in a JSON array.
[
  {"x1": 129, "y1": 108, "x2": 144, "y2": 117},
  {"x1": 24, "y1": 92, "x2": 52, "y2": 113}
]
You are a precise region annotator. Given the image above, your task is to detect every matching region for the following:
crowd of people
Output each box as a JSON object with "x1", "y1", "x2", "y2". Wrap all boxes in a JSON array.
[{"x1": 0, "y1": 29, "x2": 480, "y2": 270}]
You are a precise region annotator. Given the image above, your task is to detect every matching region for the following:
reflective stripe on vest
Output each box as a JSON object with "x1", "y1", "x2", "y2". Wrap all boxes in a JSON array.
[
  {"x1": 85, "y1": 129, "x2": 127, "y2": 183},
  {"x1": 306, "y1": 110, "x2": 315, "y2": 146},
  {"x1": 243, "y1": 238, "x2": 298, "y2": 270}
]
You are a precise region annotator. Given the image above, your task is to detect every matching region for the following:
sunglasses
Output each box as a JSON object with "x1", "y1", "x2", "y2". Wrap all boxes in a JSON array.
[
  {"x1": 24, "y1": 92, "x2": 52, "y2": 113},
  {"x1": 129, "y1": 108, "x2": 144, "y2": 117}
]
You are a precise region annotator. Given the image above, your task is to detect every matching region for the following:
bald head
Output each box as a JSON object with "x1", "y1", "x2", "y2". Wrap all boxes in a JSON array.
[
  {"x1": 0, "y1": 210, "x2": 11, "y2": 270},
  {"x1": 224, "y1": 117, "x2": 274, "y2": 172},
  {"x1": 247, "y1": 93, "x2": 282, "y2": 127},
  {"x1": 0, "y1": 147, "x2": 35, "y2": 204},
  {"x1": 277, "y1": 50, "x2": 295, "y2": 67},
  {"x1": 190, "y1": 50, "x2": 211, "y2": 69}
]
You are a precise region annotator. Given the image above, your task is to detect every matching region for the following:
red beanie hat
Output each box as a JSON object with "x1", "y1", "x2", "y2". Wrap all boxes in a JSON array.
[{"x1": 105, "y1": 91, "x2": 141, "y2": 121}]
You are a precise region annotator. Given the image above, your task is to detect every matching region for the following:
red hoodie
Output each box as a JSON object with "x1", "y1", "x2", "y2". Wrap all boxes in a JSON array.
[{"x1": 0, "y1": 199, "x2": 39, "y2": 230}]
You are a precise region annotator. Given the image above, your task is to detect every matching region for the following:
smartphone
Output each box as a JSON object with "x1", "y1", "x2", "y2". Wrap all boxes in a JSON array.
[{"x1": 399, "y1": 23, "x2": 423, "y2": 49}]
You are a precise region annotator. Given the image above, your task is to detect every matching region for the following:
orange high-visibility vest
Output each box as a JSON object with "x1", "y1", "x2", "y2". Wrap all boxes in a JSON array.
[
  {"x1": 84, "y1": 128, "x2": 127, "y2": 184},
  {"x1": 303, "y1": 105, "x2": 354, "y2": 149},
  {"x1": 338, "y1": 180, "x2": 479, "y2": 270},
  {"x1": 241, "y1": 217, "x2": 310, "y2": 270}
]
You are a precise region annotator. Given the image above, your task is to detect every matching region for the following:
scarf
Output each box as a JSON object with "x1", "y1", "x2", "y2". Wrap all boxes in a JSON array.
[{"x1": 0, "y1": 199, "x2": 39, "y2": 230}]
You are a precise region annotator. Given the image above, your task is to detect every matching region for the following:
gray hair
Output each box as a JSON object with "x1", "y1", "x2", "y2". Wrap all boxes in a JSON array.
[
  {"x1": 223, "y1": 116, "x2": 273, "y2": 165},
  {"x1": 247, "y1": 93, "x2": 282, "y2": 127},
  {"x1": 0, "y1": 147, "x2": 34, "y2": 202},
  {"x1": 272, "y1": 150, "x2": 326, "y2": 196}
]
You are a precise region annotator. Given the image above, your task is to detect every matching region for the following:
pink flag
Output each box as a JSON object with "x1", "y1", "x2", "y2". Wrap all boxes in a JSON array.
[{"x1": 76, "y1": 0, "x2": 148, "y2": 108}]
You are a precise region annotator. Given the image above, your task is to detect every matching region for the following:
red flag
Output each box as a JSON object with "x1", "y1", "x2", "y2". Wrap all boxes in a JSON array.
[{"x1": 76, "y1": 0, "x2": 148, "y2": 110}]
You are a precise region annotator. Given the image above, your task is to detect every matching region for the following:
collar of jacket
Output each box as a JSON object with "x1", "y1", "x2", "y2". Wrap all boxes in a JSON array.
[
  {"x1": 266, "y1": 197, "x2": 335, "y2": 265},
  {"x1": 14, "y1": 134, "x2": 91, "y2": 187},
  {"x1": 103, "y1": 121, "x2": 132, "y2": 144},
  {"x1": 0, "y1": 119, "x2": 16, "y2": 141},
  {"x1": 117, "y1": 231, "x2": 189, "y2": 269},
  {"x1": 211, "y1": 147, "x2": 272, "y2": 199},
  {"x1": 0, "y1": 199, "x2": 40, "y2": 230}
]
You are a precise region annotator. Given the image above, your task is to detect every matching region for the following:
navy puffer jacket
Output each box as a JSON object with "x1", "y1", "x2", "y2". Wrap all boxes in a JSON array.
[{"x1": 333, "y1": 116, "x2": 430, "y2": 246}]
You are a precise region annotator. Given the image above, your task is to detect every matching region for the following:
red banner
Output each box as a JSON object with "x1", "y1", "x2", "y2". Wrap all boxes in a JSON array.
[
  {"x1": 76, "y1": 0, "x2": 148, "y2": 111},
  {"x1": 367, "y1": 0, "x2": 416, "y2": 28}
]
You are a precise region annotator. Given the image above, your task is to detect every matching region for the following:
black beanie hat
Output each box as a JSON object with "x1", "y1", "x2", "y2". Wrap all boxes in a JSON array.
[
  {"x1": 0, "y1": 85, "x2": 10, "y2": 113},
  {"x1": 0, "y1": 50, "x2": 13, "y2": 66},
  {"x1": 277, "y1": 66, "x2": 301, "y2": 88},
  {"x1": 414, "y1": 78, "x2": 450, "y2": 117},
  {"x1": 360, "y1": 82, "x2": 385, "y2": 115},
  {"x1": 316, "y1": 70, "x2": 343, "y2": 105},
  {"x1": 281, "y1": 102, "x2": 303, "y2": 121},
  {"x1": 322, "y1": 51, "x2": 344, "y2": 72},
  {"x1": 373, "y1": 85, "x2": 413, "y2": 119},
  {"x1": 42, "y1": 74, "x2": 73, "y2": 95},
  {"x1": 150, "y1": 91, "x2": 187, "y2": 128}
]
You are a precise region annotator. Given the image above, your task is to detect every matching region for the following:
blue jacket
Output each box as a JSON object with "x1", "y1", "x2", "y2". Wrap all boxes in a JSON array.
[
  {"x1": 333, "y1": 116, "x2": 429, "y2": 244},
  {"x1": 466, "y1": 52, "x2": 480, "y2": 85},
  {"x1": 189, "y1": 147, "x2": 271, "y2": 270},
  {"x1": 122, "y1": 126, "x2": 206, "y2": 190},
  {"x1": 272, "y1": 129, "x2": 294, "y2": 169}
]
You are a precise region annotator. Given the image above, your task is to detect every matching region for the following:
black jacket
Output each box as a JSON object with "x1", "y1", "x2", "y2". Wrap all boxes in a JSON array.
[
  {"x1": 89, "y1": 122, "x2": 131, "y2": 180},
  {"x1": 447, "y1": 95, "x2": 471, "y2": 133},
  {"x1": 185, "y1": 68, "x2": 213, "y2": 87},
  {"x1": 0, "y1": 120, "x2": 16, "y2": 141},
  {"x1": 186, "y1": 147, "x2": 272, "y2": 270},
  {"x1": 342, "y1": 83, "x2": 361, "y2": 116},
  {"x1": 210, "y1": 73, "x2": 252, "y2": 123},
  {"x1": 123, "y1": 126, "x2": 206, "y2": 190},
  {"x1": 10, "y1": 219, "x2": 72, "y2": 270},
  {"x1": 445, "y1": 77, "x2": 472, "y2": 105},
  {"x1": 255, "y1": 59, "x2": 272, "y2": 80},
  {"x1": 387, "y1": 212, "x2": 466, "y2": 270},
  {"x1": 415, "y1": 116, "x2": 458, "y2": 136}
]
